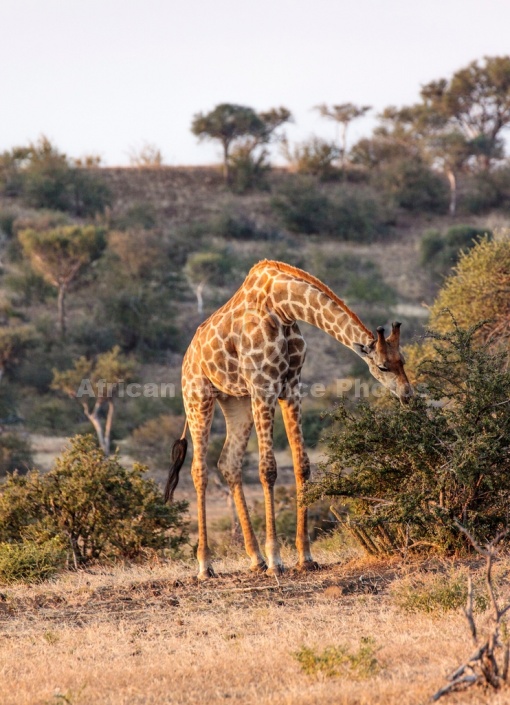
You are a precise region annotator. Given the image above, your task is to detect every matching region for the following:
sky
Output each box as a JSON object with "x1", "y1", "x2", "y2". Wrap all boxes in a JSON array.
[{"x1": 2, "y1": 0, "x2": 510, "y2": 167}]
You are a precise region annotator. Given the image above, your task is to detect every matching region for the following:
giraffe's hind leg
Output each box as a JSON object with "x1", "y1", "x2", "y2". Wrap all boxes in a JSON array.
[
  {"x1": 186, "y1": 394, "x2": 216, "y2": 580},
  {"x1": 217, "y1": 396, "x2": 266, "y2": 573}
]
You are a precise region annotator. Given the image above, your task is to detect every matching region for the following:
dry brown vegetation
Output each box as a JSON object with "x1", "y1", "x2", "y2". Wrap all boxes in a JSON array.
[{"x1": 2, "y1": 545, "x2": 510, "y2": 705}]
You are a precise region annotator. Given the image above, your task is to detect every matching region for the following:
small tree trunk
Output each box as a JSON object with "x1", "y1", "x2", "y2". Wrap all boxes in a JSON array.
[
  {"x1": 103, "y1": 399, "x2": 115, "y2": 456},
  {"x1": 447, "y1": 169, "x2": 457, "y2": 217},
  {"x1": 82, "y1": 401, "x2": 107, "y2": 454},
  {"x1": 222, "y1": 141, "x2": 230, "y2": 184},
  {"x1": 57, "y1": 283, "x2": 67, "y2": 337},
  {"x1": 195, "y1": 281, "x2": 205, "y2": 316},
  {"x1": 340, "y1": 123, "x2": 348, "y2": 168}
]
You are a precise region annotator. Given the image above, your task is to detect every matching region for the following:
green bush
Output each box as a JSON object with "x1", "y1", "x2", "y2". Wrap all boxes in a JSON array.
[
  {"x1": 391, "y1": 570, "x2": 488, "y2": 614},
  {"x1": 0, "y1": 435, "x2": 189, "y2": 563},
  {"x1": 294, "y1": 638, "x2": 378, "y2": 679},
  {"x1": 0, "y1": 432, "x2": 33, "y2": 476},
  {"x1": 0, "y1": 147, "x2": 29, "y2": 197},
  {"x1": 4, "y1": 264, "x2": 55, "y2": 306},
  {"x1": 271, "y1": 178, "x2": 389, "y2": 240},
  {"x1": 0, "y1": 139, "x2": 110, "y2": 216},
  {"x1": 0, "y1": 538, "x2": 66, "y2": 584},
  {"x1": 211, "y1": 212, "x2": 279, "y2": 241},
  {"x1": 305, "y1": 321, "x2": 510, "y2": 554},
  {"x1": 114, "y1": 202, "x2": 157, "y2": 230},
  {"x1": 462, "y1": 168, "x2": 510, "y2": 214},
  {"x1": 0, "y1": 210, "x2": 16, "y2": 238},
  {"x1": 284, "y1": 137, "x2": 341, "y2": 181},
  {"x1": 376, "y1": 158, "x2": 449, "y2": 213},
  {"x1": 65, "y1": 168, "x2": 111, "y2": 217},
  {"x1": 313, "y1": 253, "x2": 397, "y2": 306},
  {"x1": 23, "y1": 397, "x2": 85, "y2": 436},
  {"x1": 228, "y1": 149, "x2": 271, "y2": 193},
  {"x1": 420, "y1": 225, "x2": 492, "y2": 279},
  {"x1": 272, "y1": 177, "x2": 330, "y2": 234}
]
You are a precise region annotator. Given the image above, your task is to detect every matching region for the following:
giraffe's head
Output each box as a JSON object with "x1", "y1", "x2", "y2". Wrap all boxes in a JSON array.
[{"x1": 353, "y1": 321, "x2": 413, "y2": 404}]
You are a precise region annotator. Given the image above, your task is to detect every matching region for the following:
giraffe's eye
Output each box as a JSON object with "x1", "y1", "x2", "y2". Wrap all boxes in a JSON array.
[{"x1": 377, "y1": 365, "x2": 389, "y2": 372}]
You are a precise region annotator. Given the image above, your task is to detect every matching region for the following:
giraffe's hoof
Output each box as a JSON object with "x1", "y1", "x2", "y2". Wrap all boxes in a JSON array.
[
  {"x1": 250, "y1": 561, "x2": 268, "y2": 574},
  {"x1": 296, "y1": 560, "x2": 321, "y2": 572},
  {"x1": 266, "y1": 564, "x2": 285, "y2": 577},
  {"x1": 197, "y1": 567, "x2": 216, "y2": 581}
]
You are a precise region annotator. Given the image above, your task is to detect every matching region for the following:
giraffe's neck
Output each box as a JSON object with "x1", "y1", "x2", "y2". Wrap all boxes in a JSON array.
[{"x1": 268, "y1": 275, "x2": 373, "y2": 349}]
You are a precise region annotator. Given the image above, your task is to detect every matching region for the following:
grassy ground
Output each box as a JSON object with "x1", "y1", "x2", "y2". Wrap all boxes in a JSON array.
[{"x1": 2, "y1": 546, "x2": 510, "y2": 705}]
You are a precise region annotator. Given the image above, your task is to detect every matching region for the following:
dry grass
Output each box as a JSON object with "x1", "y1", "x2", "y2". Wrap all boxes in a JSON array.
[{"x1": 2, "y1": 549, "x2": 510, "y2": 705}]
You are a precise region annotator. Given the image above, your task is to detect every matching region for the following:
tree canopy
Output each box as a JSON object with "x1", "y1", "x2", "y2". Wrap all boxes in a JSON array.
[
  {"x1": 19, "y1": 225, "x2": 105, "y2": 336},
  {"x1": 191, "y1": 103, "x2": 291, "y2": 183},
  {"x1": 52, "y1": 346, "x2": 135, "y2": 455}
]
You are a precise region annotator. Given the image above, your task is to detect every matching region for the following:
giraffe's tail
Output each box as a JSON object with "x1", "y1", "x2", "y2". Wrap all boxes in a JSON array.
[{"x1": 164, "y1": 420, "x2": 188, "y2": 503}]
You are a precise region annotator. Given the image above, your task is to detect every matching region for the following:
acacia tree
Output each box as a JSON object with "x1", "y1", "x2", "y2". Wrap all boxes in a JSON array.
[
  {"x1": 357, "y1": 105, "x2": 470, "y2": 215},
  {"x1": 419, "y1": 56, "x2": 510, "y2": 171},
  {"x1": 191, "y1": 103, "x2": 291, "y2": 183},
  {"x1": 430, "y1": 131, "x2": 472, "y2": 216},
  {"x1": 52, "y1": 347, "x2": 135, "y2": 455},
  {"x1": 19, "y1": 225, "x2": 105, "y2": 336},
  {"x1": 429, "y1": 237, "x2": 510, "y2": 349},
  {"x1": 315, "y1": 102, "x2": 371, "y2": 166}
]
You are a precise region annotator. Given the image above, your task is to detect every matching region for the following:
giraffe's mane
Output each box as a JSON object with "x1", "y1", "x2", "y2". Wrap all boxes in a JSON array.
[{"x1": 251, "y1": 259, "x2": 373, "y2": 337}]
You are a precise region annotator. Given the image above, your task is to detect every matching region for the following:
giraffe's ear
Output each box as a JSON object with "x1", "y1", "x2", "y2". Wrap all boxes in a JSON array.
[{"x1": 352, "y1": 342, "x2": 374, "y2": 359}]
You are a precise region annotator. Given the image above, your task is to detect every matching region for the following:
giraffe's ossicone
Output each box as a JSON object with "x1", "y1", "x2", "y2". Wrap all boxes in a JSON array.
[{"x1": 165, "y1": 260, "x2": 413, "y2": 579}]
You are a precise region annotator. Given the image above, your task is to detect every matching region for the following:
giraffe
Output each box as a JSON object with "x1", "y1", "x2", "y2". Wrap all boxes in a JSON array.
[{"x1": 165, "y1": 260, "x2": 413, "y2": 579}]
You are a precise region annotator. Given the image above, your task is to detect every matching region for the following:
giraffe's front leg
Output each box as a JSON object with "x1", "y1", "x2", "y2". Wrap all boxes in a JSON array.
[
  {"x1": 279, "y1": 397, "x2": 320, "y2": 572},
  {"x1": 252, "y1": 397, "x2": 284, "y2": 576}
]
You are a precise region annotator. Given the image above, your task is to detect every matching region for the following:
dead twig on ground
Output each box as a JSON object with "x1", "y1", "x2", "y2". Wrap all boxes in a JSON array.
[{"x1": 431, "y1": 523, "x2": 510, "y2": 701}]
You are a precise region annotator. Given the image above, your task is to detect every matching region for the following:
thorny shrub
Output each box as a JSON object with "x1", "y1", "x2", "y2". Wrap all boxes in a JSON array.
[
  {"x1": 0, "y1": 537, "x2": 66, "y2": 584},
  {"x1": 294, "y1": 637, "x2": 379, "y2": 679},
  {"x1": 391, "y1": 569, "x2": 489, "y2": 614},
  {"x1": 304, "y1": 321, "x2": 510, "y2": 554},
  {"x1": 0, "y1": 435, "x2": 188, "y2": 565}
]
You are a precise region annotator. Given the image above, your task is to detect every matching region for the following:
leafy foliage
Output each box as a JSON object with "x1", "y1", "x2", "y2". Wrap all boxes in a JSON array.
[
  {"x1": 19, "y1": 225, "x2": 106, "y2": 335},
  {"x1": 271, "y1": 178, "x2": 389, "y2": 240},
  {"x1": 419, "y1": 56, "x2": 510, "y2": 170},
  {"x1": 191, "y1": 103, "x2": 291, "y2": 185},
  {"x1": 429, "y1": 237, "x2": 510, "y2": 348},
  {"x1": 375, "y1": 158, "x2": 448, "y2": 213},
  {"x1": 0, "y1": 435, "x2": 189, "y2": 564},
  {"x1": 228, "y1": 145, "x2": 271, "y2": 193},
  {"x1": 391, "y1": 570, "x2": 488, "y2": 614},
  {"x1": 294, "y1": 638, "x2": 378, "y2": 679},
  {"x1": 19, "y1": 225, "x2": 106, "y2": 286},
  {"x1": 305, "y1": 321, "x2": 510, "y2": 553},
  {"x1": 1, "y1": 137, "x2": 110, "y2": 215},
  {"x1": 420, "y1": 224, "x2": 491, "y2": 279},
  {"x1": 52, "y1": 346, "x2": 136, "y2": 454},
  {"x1": 283, "y1": 137, "x2": 341, "y2": 180},
  {"x1": 0, "y1": 324, "x2": 37, "y2": 378},
  {"x1": 462, "y1": 168, "x2": 510, "y2": 213},
  {"x1": 0, "y1": 537, "x2": 66, "y2": 584},
  {"x1": 0, "y1": 432, "x2": 33, "y2": 476},
  {"x1": 95, "y1": 230, "x2": 183, "y2": 356}
]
